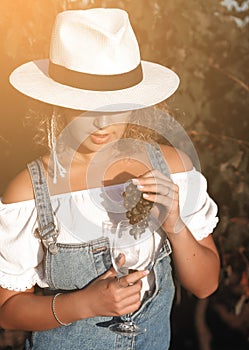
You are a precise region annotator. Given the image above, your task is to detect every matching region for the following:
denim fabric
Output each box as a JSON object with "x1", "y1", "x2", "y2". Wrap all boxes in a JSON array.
[{"x1": 26, "y1": 144, "x2": 175, "y2": 350}]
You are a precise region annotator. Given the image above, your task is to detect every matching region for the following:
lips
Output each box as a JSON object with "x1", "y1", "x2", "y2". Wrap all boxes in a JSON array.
[{"x1": 90, "y1": 132, "x2": 111, "y2": 144}]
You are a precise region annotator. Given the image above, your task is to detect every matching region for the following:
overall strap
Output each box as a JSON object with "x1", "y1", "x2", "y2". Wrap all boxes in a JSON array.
[
  {"x1": 146, "y1": 143, "x2": 171, "y2": 179},
  {"x1": 27, "y1": 158, "x2": 58, "y2": 254}
]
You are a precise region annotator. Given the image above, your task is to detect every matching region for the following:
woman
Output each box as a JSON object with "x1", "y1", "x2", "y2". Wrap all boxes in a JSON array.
[{"x1": 0, "y1": 8, "x2": 220, "y2": 350}]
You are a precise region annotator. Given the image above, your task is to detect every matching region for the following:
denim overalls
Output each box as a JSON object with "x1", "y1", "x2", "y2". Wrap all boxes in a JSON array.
[{"x1": 25, "y1": 144, "x2": 175, "y2": 350}]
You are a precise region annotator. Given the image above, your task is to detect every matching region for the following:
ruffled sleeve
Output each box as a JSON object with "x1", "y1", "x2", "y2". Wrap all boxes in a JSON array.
[
  {"x1": 0, "y1": 200, "x2": 48, "y2": 291},
  {"x1": 171, "y1": 169, "x2": 219, "y2": 240}
]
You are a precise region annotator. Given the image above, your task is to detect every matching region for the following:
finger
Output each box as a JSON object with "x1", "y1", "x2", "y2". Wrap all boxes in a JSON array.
[
  {"x1": 141, "y1": 183, "x2": 176, "y2": 197},
  {"x1": 132, "y1": 173, "x2": 174, "y2": 190},
  {"x1": 116, "y1": 277, "x2": 142, "y2": 292},
  {"x1": 133, "y1": 181, "x2": 178, "y2": 201},
  {"x1": 115, "y1": 253, "x2": 126, "y2": 269},
  {"x1": 143, "y1": 192, "x2": 178, "y2": 208},
  {"x1": 118, "y1": 293, "x2": 142, "y2": 314},
  {"x1": 122, "y1": 270, "x2": 149, "y2": 286},
  {"x1": 139, "y1": 169, "x2": 169, "y2": 181},
  {"x1": 100, "y1": 266, "x2": 117, "y2": 280},
  {"x1": 115, "y1": 276, "x2": 128, "y2": 288}
]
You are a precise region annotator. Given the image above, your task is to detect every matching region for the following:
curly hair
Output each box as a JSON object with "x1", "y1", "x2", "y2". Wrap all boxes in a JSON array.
[{"x1": 25, "y1": 101, "x2": 67, "y2": 151}]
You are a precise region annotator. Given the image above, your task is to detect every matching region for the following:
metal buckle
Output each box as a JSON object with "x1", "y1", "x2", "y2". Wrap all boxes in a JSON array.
[
  {"x1": 41, "y1": 222, "x2": 57, "y2": 239},
  {"x1": 165, "y1": 239, "x2": 172, "y2": 255},
  {"x1": 159, "y1": 239, "x2": 172, "y2": 256},
  {"x1": 34, "y1": 222, "x2": 59, "y2": 255}
]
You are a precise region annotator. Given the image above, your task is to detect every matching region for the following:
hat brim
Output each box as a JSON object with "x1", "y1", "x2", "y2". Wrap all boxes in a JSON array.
[{"x1": 9, "y1": 59, "x2": 179, "y2": 112}]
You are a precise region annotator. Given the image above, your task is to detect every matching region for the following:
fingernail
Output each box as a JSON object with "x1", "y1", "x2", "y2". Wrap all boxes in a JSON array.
[
  {"x1": 143, "y1": 193, "x2": 149, "y2": 198},
  {"x1": 131, "y1": 178, "x2": 140, "y2": 185},
  {"x1": 143, "y1": 270, "x2": 150, "y2": 276}
]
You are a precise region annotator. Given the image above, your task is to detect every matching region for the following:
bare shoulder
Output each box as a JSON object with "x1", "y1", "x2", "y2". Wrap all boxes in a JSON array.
[
  {"x1": 1, "y1": 167, "x2": 34, "y2": 204},
  {"x1": 158, "y1": 144, "x2": 193, "y2": 174}
]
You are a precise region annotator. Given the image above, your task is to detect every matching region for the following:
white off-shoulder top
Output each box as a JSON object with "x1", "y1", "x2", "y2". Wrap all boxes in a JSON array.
[{"x1": 0, "y1": 168, "x2": 219, "y2": 292}]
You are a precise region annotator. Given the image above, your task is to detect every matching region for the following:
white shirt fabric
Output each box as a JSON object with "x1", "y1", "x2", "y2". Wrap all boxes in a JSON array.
[{"x1": 0, "y1": 168, "x2": 219, "y2": 292}]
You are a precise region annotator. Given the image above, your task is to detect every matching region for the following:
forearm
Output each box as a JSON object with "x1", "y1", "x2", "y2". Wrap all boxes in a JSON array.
[
  {"x1": 0, "y1": 290, "x2": 88, "y2": 331},
  {"x1": 167, "y1": 226, "x2": 220, "y2": 298},
  {"x1": 0, "y1": 267, "x2": 147, "y2": 331}
]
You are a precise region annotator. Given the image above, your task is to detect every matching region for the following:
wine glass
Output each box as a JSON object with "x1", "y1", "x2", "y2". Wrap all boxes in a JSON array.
[
  {"x1": 109, "y1": 219, "x2": 155, "y2": 336},
  {"x1": 102, "y1": 220, "x2": 114, "y2": 238}
]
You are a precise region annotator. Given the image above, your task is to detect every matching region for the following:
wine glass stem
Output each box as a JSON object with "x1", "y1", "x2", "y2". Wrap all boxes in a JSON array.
[{"x1": 124, "y1": 313, "x2": 133, "y2": 324}]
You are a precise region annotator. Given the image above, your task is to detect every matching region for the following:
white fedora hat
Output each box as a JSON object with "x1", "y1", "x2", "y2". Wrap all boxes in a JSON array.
[{"x1": 9, "y1": 8, "x2": 180, "y2": 112}]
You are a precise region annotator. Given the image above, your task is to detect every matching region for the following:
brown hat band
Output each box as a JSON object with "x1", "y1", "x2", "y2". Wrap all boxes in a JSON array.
[{"x1": 48, "y1": 62, "x2": 143, "y2": 91}]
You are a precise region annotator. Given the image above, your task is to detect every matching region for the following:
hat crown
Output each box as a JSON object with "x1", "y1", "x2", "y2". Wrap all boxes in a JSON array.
[{"x1": 50, "y1": 9, "x2": 141, "y2": 75}]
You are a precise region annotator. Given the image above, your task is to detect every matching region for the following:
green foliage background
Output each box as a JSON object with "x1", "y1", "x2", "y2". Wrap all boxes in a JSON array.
[{"x1": 0, "y1": 0, "x2": 248, "y2": 347}]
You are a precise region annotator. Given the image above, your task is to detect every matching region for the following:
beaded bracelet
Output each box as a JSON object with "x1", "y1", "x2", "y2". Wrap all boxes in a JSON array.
[{"x1": 51, "y1": 293, "x2": 72, "y2": 326}]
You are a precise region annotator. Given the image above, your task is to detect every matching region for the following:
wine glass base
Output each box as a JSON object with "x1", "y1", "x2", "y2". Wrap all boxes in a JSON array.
[{"x1": 109, "y1": 322, "x2": 146, "y2": 336}]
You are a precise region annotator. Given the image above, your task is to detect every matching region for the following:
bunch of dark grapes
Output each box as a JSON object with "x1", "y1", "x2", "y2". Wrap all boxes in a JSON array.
[{"x1": 122, "y1": 182, "x2": 153, "y2": 239}]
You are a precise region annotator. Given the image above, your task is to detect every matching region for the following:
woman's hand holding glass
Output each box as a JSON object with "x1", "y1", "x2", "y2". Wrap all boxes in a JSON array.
[
  {"x1": 78, "y1": 263, "x2": 147, "y2": 319},
  {"x1": 107, "y1": 219, "x2": 155, "y2": 335},
  {"x1": 71, "y1": 220, "x2": 148, "y2": 322}
]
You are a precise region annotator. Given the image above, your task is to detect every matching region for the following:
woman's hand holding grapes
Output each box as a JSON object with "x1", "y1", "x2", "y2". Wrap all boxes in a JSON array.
[{"x1": 132, "y1": 169, "x2": 184, "y2": 235}]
